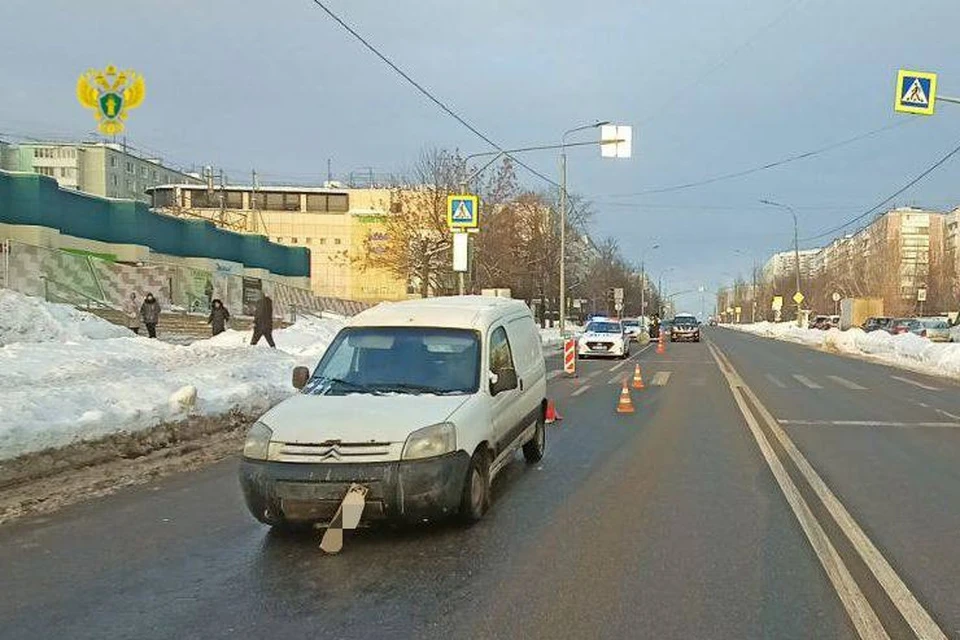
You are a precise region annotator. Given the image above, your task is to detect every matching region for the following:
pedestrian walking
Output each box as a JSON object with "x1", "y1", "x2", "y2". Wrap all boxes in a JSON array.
[
  {"x1": 123, "y1": 291, "x2": 141, "y2": 335},
  {"x1": 140, "y1": 292, "x2": 161, "y2": 339},
  {"x1": 251, "y1": 292, "x2": 276, "y2": 348},
  {"x1": 208, "y1": 298, "x2": 230, "y2": 336}
]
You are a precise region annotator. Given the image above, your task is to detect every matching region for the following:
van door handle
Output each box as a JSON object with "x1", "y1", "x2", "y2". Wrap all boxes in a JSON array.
[{"x1": 519, "y1": 378, "x2": 524, "y2": 391}]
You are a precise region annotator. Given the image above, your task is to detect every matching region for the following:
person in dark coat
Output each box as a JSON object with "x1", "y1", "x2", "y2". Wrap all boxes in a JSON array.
[
  {"x1": 208, "y1": 298, "x2": 230, "y2": 336},
  {"x1": 251, "y1": 293, "x2": 276, "y2": 347},
  {"x1": 140, "y1": 293, "x2": 161, "y2": 339}
]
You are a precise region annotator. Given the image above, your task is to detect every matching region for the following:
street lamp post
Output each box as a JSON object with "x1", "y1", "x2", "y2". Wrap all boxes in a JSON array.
[
  {"x1": 560, "y1": 120, "x2": 610, "y2": 336},
  {"x1": 760, "y1": 199, "x2": 802, "y2": 327},
  {"x1": 640, "y1": 243, "x2": 660, "y2": 319}
]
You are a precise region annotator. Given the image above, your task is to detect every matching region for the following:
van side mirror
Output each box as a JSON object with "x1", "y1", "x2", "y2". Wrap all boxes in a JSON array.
[
  {"x1": 292, "y1": 366, "x2": 310, "y2": 390},
  {"x1": 490, "y1": 368, "x2": 518, "y2": 396}
]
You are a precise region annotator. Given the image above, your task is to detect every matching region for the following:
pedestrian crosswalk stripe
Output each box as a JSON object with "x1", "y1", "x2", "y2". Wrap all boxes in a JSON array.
[
  {"x1": 766, "y1": 374, "x2": 787, "y2": 388},
  {"x1": 827, "y1": 375, "x2": 866, "y2": 390},
  {"x1": 792, "y1": 374, "x2": 822, "y2": 389},
  {"x1": 651, "y1": 371, "x2": 671, "y2": 386}
]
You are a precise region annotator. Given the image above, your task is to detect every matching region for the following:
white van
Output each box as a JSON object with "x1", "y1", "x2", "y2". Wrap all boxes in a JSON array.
[{"x1": 239, "y1": 296, "x2": 548, "y2": 529}]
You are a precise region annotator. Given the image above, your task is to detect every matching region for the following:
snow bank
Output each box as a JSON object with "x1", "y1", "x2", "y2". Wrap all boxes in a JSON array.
[
  {"x1": 731, "y1": 322, "x2": 960, "y2": 380},
  {"x1": 0, "y1": 290, "x2": 129, "y2": 346},
  {"x1": 539, "y1": 325, "x2": 585, "y2": 351},
  {"x1": 0, "y1": 293, "x2": 344, "y2": 460}
]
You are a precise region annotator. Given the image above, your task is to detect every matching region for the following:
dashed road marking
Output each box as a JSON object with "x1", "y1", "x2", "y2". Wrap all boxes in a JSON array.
[
  {"x1": 891, "y1": 375, "x2": 941, "y2": 391},
  {"x1": 651, "y1": 371, "x2": 672, "y2": 386},
  {"x1": 766, "y1": 374, "x2": 787, "y2": 388},
  {"x1": 547, "y1": 370, "x2": 564, "y2": 381},
  {"x1": 608, "y1": 374, "x2": 626, "y2": 386},
  {"x1": 778, "y1": 419, "x2": 960, "y2": 429},
  {"x1": 608, "y1": 361, "x2": 627, "y2": 372},
  {"x1": 792, "y1": 374, "x2": 822, "y2": 389},
  {"x1": 827, "y1": 375, "x2": 867, "y2": 390},
  {"x1": 571, "y1": 385, "x2": 591, "y2": 397}
]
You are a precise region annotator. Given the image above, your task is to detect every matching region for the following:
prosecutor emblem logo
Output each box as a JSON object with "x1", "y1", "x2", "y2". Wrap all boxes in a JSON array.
[{"x1": 76, "y1": 65, "x2": 146, "y2": 135}]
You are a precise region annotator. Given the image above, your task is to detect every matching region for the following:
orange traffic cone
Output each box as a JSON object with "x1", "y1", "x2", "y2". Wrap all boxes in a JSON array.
[
  {"x1": 545, "y1": 399, "x2": 562, "y2": 424},
  {"x1": 656, "y1": 333, "x2": 666, "y2": 354},
  {"x1": 632, "y1": 364, "x2": 645, "y2": 389},
  {"x1": 616, "y1": 381, "x2": 635, "y2": 414}
]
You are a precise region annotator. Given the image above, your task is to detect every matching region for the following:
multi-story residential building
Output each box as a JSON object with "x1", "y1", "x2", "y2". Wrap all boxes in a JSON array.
[
  {"x1": 761, "y1": 248, "x2": 821, "y2": 284},
  {"x1": 147, "y1": 183, "x2": 410, "y2": 303},
  {"x1": 0, "y1": 141, "x2": 201, "y2": 203}
]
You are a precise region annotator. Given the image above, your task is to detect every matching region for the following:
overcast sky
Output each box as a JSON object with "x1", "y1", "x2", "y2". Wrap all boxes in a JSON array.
[{"x1": 3, "y1": 0, "x2": 959, "y2": 313}]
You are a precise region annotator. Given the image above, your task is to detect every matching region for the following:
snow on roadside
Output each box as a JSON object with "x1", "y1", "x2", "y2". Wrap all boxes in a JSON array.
[
  {"x1": 539, "y1": 325, "x2": 584, "y2": 350},
  {"x1": 730, "y1": 321, "x2": 960, "y2": 380},
  {"x1": 0, "y1": 291, "x2": 344, "y2": 461}
]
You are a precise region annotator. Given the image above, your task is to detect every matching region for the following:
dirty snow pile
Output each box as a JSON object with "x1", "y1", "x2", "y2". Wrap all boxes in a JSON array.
[
  {"x1": 0, "y1": 290, "x2": 344, "y2": 460},
  {"x1": 731, "y1": 321, "x2": 960, "y2": 380}
]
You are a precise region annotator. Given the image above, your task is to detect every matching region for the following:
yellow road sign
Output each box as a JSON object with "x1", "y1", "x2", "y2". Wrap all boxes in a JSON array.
[
  {"x1": 895, "y1": 69, "x2": 937, "y2": 116},
  {"x1": 793, "y1": 291, "x2": 805, "y2": 305}
]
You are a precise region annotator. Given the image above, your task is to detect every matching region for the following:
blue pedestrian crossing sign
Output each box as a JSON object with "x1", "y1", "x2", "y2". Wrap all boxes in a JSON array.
[
  {"x1": 895, "y1": 69, "x2": 937, "y2": 115},
  {"x1": 447, "y1": 194, "x2": 479, "y2": 230}
]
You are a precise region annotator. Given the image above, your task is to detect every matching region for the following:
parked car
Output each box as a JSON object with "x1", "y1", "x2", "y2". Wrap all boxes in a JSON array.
[
  {"x1": 828, "y1": 315, "x2": 840, "y2": 329},
  {"x1": 578, "y1": 318, "x2": 630, "y2": 359},
  {"x1": 670, "y1": 314, "x2": 701, "y2": 342},
  {"x1": 239, "y1": 296, "x2": 548, "y2": 530},
  {"x1": 809, "y1": 315, "x2": 831, "y2": 330},
  {"x1": 862, "y1": 316, "x2": 892, "y2": 332},
  {"x1": 918, "y1": 317, "x2": 952, "y2": 342},
  {"x1": 888, "y1": 318, "x2": 921, "y2": 335}
]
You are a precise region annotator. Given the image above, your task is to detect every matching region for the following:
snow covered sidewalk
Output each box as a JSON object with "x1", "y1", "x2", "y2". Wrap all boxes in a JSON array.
[
  {"x1": 728, "y1": 321, "x2": 960, "y2": 381},
  {"x1": 0, "y1": 290, "x2": 343, "y2": 461}
]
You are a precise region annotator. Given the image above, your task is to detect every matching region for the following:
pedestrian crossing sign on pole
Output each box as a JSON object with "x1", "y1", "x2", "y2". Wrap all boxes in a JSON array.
[
  {"x1": 895, "y1": 69, "x2": 937, "y2": 115},
  {"x1": 447, "y1": 194, "x2": 479, "y2": 230}
]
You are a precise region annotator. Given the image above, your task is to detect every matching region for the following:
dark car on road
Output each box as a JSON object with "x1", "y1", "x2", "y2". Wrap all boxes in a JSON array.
[{"x1": 670, "y1": 314, "x2": 701, "y2": 342}]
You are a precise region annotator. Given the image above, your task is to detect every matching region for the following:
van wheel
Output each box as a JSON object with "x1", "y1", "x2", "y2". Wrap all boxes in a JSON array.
[
  {"x1": 459, "y1": 449, "x2": 490, "y2": 524},
  {"x1": 523, "y1": 412, "x2": 546, "y2": 463}
]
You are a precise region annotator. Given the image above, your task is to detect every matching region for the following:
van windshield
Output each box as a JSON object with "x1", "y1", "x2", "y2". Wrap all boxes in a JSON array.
[{"x1": 304, "y1": 327, "x2": 481, "y2": 396}]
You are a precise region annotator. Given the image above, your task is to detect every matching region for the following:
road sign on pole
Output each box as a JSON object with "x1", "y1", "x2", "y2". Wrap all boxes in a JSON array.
[
  {"x1": 772, "y1": 296, "x2": 783, "y2": 311},
  {"x1": 452, "y1": 231, "x2": 468, "y2": 272},
  {"x1": 447, "y1": 195, "x2": 479, "y2": 230},
  {"x1": 600, "y1": 125, "x2": 633, "y2": 159},
  {"x1": 793, "y1": 291, "x2": 805, "y2": 305},
  {"x1": 895, "y1": 70, "x2": 938, "y2": 115},
  {"x1": 917, "y1": 287, "x2": 927, "y2": 302}
]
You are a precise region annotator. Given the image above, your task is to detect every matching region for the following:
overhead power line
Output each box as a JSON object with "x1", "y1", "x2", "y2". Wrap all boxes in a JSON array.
[
  {"x1": 600, "y1": 120, "x2": 911, "y2": 199},
  {"x1": 802, "y1": 138, "x2": 960, "y2": 242},
  {"x1": 307, "y1": 0, "x2": 560, "y2": 190}
]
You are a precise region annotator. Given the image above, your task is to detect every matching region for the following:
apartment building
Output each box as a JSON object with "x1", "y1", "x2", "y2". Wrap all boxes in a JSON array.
[{"x1": 0, "y1": 141, "x2": 201, "y2": 203}]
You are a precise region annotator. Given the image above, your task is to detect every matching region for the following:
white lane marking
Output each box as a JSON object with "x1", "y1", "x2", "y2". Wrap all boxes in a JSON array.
[
  {"x1": 827, "y1": 375, "x2": 867, "y2": 390},
  {"x1": 891, "y1": 375, "x2": 941, "y2": 391},
  {"x1": 711, "y1": 344, "x2": 947, "y2": 640},
  {"x1": 609, "y1": 361, "x2": 627, "y2": 372},
  {"x1": 932, "y1": 407, "x2": 960, "y2": 421},
  {"x1": 585, "y1": 371, "x2": 601, "y2": 380},
  {"x1": 779, "y1": 419, "x2": 960, "y2": 429},
  {"x1": 571, "y1": 384, "x2": 591, "y2": 397},
  {"x1": 706, "y1": 344, "x2": 890, "y2": 640},
  {"x1": 608, "y1": 375, "x2": 626, "y2": 386},
  {"x1": 792, "y1": 374, "x2": 823, "y2": 389},
  {"x1": 765, "y1": 374, "x2": 787, "y2": 388},
  {"x1": 547, "y1": 370, "x2": 564, "y2": 381},
  {"x1": 651, "y1": 371, "x2": 672, "y2": 386}
]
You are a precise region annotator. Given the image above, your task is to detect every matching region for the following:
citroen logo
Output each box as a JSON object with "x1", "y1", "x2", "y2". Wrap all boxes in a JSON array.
[{"x1": 318, "y1": 445, "x2": 341, "y2": 461}]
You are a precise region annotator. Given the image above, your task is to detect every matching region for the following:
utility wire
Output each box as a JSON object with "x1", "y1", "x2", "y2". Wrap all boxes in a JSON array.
[
  {"x1": 307, "y1": 0, "x2": 560, "y2": 190},
  {"x1": 801, "y1": 138, "x2": 960, "y2": 242},
  {"x1": 600, "y1": 120, "x2": 910, "y2": 199}
]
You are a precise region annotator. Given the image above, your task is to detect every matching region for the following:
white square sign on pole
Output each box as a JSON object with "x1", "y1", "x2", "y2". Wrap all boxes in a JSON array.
[
  {"x1": 452, "y1": 232, "x2": 468, "y2": 272},
  {"x1": 601, "y1": 125, "x2": 632, "y2": 159}
]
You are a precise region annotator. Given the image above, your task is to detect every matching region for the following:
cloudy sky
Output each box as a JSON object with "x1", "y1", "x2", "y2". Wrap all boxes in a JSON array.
[{"x1": 3, "y1": 0, "x2": 959, "y2": 312}]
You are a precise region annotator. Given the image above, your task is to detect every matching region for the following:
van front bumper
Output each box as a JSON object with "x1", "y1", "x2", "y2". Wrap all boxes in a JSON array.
[{"x1": 239, "y1": 451, "x2": 470, "y2": 526}]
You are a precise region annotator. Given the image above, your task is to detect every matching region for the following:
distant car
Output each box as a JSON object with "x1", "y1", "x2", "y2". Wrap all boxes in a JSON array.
[
  {"x1": 862, "y1": 316, "x2": 892, "y2": 332},
  {"x1": 670, "y1": 314, "x2": 701, "y2": 343},
  {"x1": 621, "y1": 318, "x2": 644, "y2": 342},
  {"x1": 828, "y1": 315, "x2": 840, "y2": 329},
  {"x1": 888, "y1": 318, "x2": 920, "y2": 335},
  {"x1": 809, "y1": 315, "x2": 830, "y2": 330},
  {"x1": 577, "y1": 319, "x2": 630, "y2": 359},
  {"x1": 708, "y1": 317, "x2": 718, "y2": 327},
  {"x1": 918, "y1": 318, "x2": 952, "y2": 342}
]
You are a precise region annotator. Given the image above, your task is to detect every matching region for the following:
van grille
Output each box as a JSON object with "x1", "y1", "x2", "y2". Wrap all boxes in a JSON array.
[{"x1": 272, "y1": 441, "x2": 394, "y2": 462}]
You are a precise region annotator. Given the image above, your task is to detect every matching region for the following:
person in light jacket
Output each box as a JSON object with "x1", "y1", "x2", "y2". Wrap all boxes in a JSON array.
[
  {"x1": 123, "y1": 292, "x2": 141, "y2": 335},
  {"x1": 251, "y1": 293, "x2": 276, "y2": 348},
  {"x1": 208, "y1": 298, "x2": 230, "y2": 336},
  {"x1": 140, "y1": 293, "x2": 161, "y2": 339}
]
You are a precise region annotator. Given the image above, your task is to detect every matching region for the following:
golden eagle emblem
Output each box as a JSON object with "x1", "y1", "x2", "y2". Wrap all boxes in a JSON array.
[{"x1": 76, "y1": 65, "x2": 146, "y2": 136}]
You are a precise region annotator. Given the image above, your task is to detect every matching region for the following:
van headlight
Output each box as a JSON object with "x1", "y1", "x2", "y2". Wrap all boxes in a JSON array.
[
  {"x1": 243, "y1": 421, "x2": 273, "y2": 460},
  {"x1": 402, "y1": 422, "x2": 456, "y2": 460}
]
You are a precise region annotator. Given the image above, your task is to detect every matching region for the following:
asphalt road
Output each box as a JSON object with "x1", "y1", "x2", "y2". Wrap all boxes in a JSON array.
[{"x1": 1, "y1": 329, "x2": 957, "y2": 639}]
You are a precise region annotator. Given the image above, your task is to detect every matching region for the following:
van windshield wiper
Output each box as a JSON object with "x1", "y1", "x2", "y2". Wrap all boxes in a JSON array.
[
  {"x1": 309, "y1": 377, "x2": 382, "y2": 395},
  {"x1": 374, "y1": 383, "x2": 460, "y2": 396}
]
